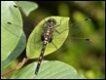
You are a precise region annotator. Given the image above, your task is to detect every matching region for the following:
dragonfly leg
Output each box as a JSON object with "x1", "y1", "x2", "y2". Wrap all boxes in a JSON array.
[
  {"x1": 54, "y1": 18, "x2": 62, "y2": 28},
  {"x1": 54, "y1": 28, "x2": 69, "y2": 35}
]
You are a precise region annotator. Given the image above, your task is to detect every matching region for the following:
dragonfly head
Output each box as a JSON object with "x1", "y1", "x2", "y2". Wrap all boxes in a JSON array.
[{"x1": 47, "y1": 18, "x2": 56, "y2": 27}]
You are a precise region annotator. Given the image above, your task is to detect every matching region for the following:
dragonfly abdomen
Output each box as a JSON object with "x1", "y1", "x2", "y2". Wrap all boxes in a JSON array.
[{"x1": 35, "y1": 42, "x2": 47, "y2": 75}]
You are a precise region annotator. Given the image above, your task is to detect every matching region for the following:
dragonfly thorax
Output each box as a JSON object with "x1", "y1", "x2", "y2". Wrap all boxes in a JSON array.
[{"x1": 41, "y1": 33, "x2": 53, "y2": 43}]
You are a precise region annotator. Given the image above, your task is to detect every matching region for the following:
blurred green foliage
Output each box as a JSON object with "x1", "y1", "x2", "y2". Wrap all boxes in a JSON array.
[{"x1": 26, "y1": 1, "x2": 105, "y2": 79}]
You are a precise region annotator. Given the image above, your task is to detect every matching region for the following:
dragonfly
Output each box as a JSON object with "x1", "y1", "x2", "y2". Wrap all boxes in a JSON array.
[
  {"x1": 3, "y1": 16, "x2": 91, "y2": 75},
  {"x1": 35, "y1": 18, "x2": 63, "y2": 75},
  {"x1": 2, "y1": 3, "x2": 92, "y2": 75},
  {"x1": 34, "y1": 18, "x2": 92, "y2": 75}
]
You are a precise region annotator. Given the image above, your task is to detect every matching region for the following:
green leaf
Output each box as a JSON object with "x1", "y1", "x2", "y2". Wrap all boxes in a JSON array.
[
  {"x1": 26, "y1": 16, "x2": 69, "y2": 59},
  {"x1": 1, "y1": 1, "x2": 26, "y2": 61},
  {"x1": 15, "y1": 1, "x2": 38, "y2": 16},
  {"x1": 1, "y1": 34, "x2": 26, "y2": 72},
  {"x1": 11, "y1": 61, "x2": 84, "y2": 79}
]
